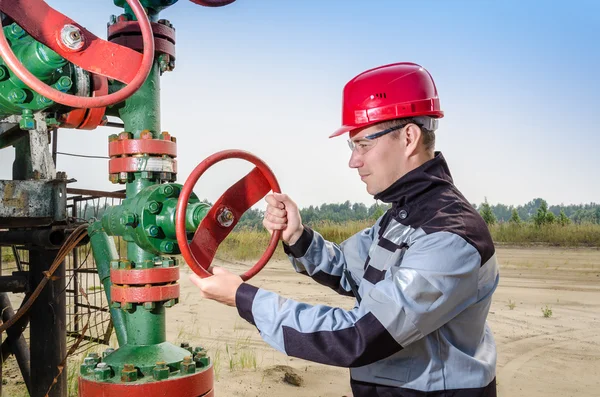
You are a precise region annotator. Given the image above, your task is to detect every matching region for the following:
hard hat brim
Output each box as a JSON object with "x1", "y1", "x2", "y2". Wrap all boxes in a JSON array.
[{"x1": 329, "y1": 125, "x2": 354, "y2": 138}]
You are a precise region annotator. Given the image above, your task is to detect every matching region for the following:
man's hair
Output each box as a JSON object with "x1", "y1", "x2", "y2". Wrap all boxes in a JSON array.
[{"x1": 376, "y1": 117, "x2": 436, "y2": 152}]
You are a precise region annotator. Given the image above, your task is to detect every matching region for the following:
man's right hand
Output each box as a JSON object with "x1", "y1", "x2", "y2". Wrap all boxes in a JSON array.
[{"x1": 263, "y1": 193, "x2": 304, "y2": 245}]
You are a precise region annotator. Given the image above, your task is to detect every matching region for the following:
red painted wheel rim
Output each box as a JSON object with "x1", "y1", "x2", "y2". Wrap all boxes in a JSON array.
[{"x1": 176, "y1": 150, "x2": 281, "y2": 281}]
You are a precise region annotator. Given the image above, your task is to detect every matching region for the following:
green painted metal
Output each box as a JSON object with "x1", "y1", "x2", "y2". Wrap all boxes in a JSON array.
[
  {"x1": 100, "y1": 183, "x2": 209, "y2": 255},
  {"x1": 80, "y1": 343, "x2": 211, "y2": 383},
  {"x1": 0, "y1": 23, "x2": 71, "y2": 118},
  {"x1": 88, "y1": 222, "x2": 128, "y2": 346}
]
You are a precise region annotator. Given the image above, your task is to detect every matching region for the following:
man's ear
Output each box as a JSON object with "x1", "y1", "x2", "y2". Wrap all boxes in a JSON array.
[{"x1": 403, "y1": 123, "x2": 422, "y2": 155}]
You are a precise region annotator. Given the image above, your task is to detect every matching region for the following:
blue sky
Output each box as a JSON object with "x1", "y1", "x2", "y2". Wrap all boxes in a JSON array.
[{"x1": 1, "y1": 0, "x2": 598, "y2": 208}]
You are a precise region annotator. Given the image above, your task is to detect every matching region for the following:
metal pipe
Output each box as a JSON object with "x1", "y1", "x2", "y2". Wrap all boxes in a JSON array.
[
  {"x1": 88, "y1": 221, "x2": 127, "y2": 346},
  {"x1": 0, "y1": 292, "x2": 31, "y2": 394},
  {"x1": 0, "y1": 228, "x2": 66, "y2": 249},
  {"x1": 0, "y1": 274, "x2": 28, "y2": 292},
  {"x1": 29, "y1": 248, "x2": 66, "y2": 397}
]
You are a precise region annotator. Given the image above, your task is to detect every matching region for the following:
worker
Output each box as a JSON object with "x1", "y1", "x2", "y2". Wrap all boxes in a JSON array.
[{"x1": 190, "y1": 62, "x2": 499, "y2": 396}]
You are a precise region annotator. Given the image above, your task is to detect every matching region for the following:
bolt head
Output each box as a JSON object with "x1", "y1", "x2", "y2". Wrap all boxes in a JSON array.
[
  {"x1": 60, "y1": 24, "x2": 85, "y2": 50},
  {"x1": 163, "y1": 298, "x2": 176, "y2": 308},
  {"x1": 140, "y1": 130, "x2": 153, "y2": 139},
  {"x1": 160, "y1": 241, "x2": 175, "y2": 254},
  {"x1": 217, "y1": 208, "x2": 235, "y2": 227},
  {"x1": 147, "y1": 201, "x2": 161, "y2": 214},
  {"x1": 9, "y1": 89, "x2": 27, "y2": 104},
  {"x1": 143, "y1": 302, "x2": 156, "y2": 311},
  {"x1": 147, "y1": 225, "x2": 160, "y2": 237},
  {"x1": 161, "y1": 185, "x2": 175, "y2": 197}
]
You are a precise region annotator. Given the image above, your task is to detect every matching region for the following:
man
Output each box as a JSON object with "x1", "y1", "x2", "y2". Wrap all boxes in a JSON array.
[{"x1": 191, "y1": 62, "x2": 499, "y2": 396}]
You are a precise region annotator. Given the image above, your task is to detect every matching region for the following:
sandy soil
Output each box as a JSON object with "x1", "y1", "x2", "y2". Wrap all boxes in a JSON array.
[
  {"x1": 167, "y1": 246, "x2": 600, "y2": 397},
  {"x1": 2, "y1": 246, "x2": 599, "y2": 396}
]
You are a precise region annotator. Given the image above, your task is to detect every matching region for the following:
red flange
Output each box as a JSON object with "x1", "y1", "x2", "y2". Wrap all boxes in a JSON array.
[
  {"x1": 111, "y1": 267, "x2": 180, "y2": 285},
  {"x1": 108, "y1": 157, "x2": 178, "y2": 174},
  {"x1": 79, "y1": 367, "x2": 213, "y2": 397},
  {"x1": 108, "y1": 21, "x2": 176, "y2": 59},
  {"x1": 109, "y1": 139, "x2": 177, "y2": 157},
  {"x1": 111, "y1": 284, "x2": 179, "y2": 303},
  {"x1": 58, "y1": 75, "x2": 109, "y2": 130},
  {"x1": 175, "y1": 150, "x2": 281, "y2": 281}
]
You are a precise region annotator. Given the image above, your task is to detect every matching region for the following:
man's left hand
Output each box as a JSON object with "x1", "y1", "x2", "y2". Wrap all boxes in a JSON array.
[{"x1": 189, "y1": 267, "x2": 243, "y2": 307}]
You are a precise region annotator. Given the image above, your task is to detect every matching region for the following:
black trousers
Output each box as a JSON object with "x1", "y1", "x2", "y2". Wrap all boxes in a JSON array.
[{"x1": 350, "y1": 378, "x2": 497, "y2": 397}]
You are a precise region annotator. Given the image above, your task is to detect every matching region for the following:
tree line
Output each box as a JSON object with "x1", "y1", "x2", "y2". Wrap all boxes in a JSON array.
[{"x1": 237, "y1": 197, "x2": 600, "y2": 230}]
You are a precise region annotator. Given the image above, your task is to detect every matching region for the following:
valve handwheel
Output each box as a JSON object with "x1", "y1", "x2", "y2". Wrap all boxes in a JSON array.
[
  {"x1": 176, "y1": 150, "x2": 282, "y2": 281},
  {"x1": 0, "y1": 0, "x2": 154, "y2": 108}
]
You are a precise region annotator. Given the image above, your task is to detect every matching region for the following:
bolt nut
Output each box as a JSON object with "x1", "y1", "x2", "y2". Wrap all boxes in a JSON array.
[
  {"x1": 194, "y1": 353, "x2": 210, "y2": 368},
  {"x1": 194, "y1": 347, "x2": 206, "y2": 356},
  {"x1": 121, "y1": 364, "x2": 137, "y2": 382},
  {"x1": 147, "y1": 201, "x2": 162, "y2": 214},
  {"x1": 103, "y1": 348, "x2": 115, "y2": 358},
  {"x1": 181, "y1": 356, "x2": 196, "y2": 374},
  {"x1": 217, "y1": 208, "x2": 235, "y2": 227},
  {"x1": 146, "y1": 225, "x2": 160, "y2": 237},
  {"x1": 111, "y1": 301, "x2": 121, "y2": 309},
  {"x1": 140, "y1": 130, "x2": 153, "y2": 139},
  {"x1": 108, "y1": 134, "x2": 119, "y2": 142},
  {"x1": 120, "y1": 213, "x2": 138, "y2": 227},
  {"x1": 53, "y1": 76, "x2": 73, "y2": 92},
  {"x1": 83, "y1": 357, "x2": 97, "y2": 366},
  {"x1": 60, "y1": 24, "x2": 85, "y2": 50},
  {"x1": 143, "y1": 302, "x2": 156, "y2": 311},
  {"x1": 118, "y1": 131, "x2": 132, "y2": 140},
  {"x1": 121, "y1": 302, "x2": 133, "y2": 311},
  {"x1": 94, "y1": 363, "x2": 112, "y2": 381},
  {"x1": 160, "y1": 241, "x2": 175, "y2": 254},
  {"x1": 8, "y1": 24, "x2": 26, "y2": 40},
  {"x1": 160, "y1": 184, "x2": 175, "y2": 198},
  {"x1": 163, "y1": 298, "x2": 176, "y2": 308},
  {"x1": 153, "y1": 361, "x2": 169, "y2": 380},
  {"x1": 8, "y1": 89, "x2": 27, "y2": 104}
]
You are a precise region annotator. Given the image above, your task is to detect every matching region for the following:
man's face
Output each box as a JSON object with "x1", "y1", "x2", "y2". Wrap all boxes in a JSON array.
[{"x1": 348, "y1": 124, "x2": 408, "y2": 195}]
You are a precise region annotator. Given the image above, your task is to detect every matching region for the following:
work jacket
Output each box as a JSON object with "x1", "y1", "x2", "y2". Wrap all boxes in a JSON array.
[{"x1": 236, "y1": 152, "x2": 498, "y2": 396}]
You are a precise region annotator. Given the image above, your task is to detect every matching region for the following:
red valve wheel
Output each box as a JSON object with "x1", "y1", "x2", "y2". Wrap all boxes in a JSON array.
[
  {"x1": 190, "y1": 0, "x2": 237, "y2": 6},
  {"x1": 0, "y1": 0, "x2": 154, "y2": 108},
  {"x1": 176, "y1": 150, "x2": 282, "y2": 281}
]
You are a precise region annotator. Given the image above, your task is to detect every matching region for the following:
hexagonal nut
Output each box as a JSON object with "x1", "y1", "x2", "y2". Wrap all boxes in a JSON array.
[
  {"x1": 194, "y1": 355, "x2": 210, "y2": 368},
  {"x1": 140, "y1": 130, "x2": 153, "y2": 140},
  {"x1": 121, "y1": 366, "x2": 138, "y2": 382},
  {"x1": 109, "y1": 174, "x2": 120, "y2": 184},
  {"x1": 118, "y1": 131, "x2": 132, "y2": 140},
  {"x1": 160, "y1": 184, "x2": 176, "y2": 198},
  {"x1": 193, "y1": 347, "x2": 206, "y2": 355},
  {"x1": 152, "y1": 362, "x2": 169, "y2": 380},
  {"x1": 143, "y1": 302, "x2": 156, "y2": 311},
  {"x1": 103, "y1": 348, "x2": 115, "y2": 358},
  {"x1": 163, "y1": 298, "x2": 176, "y2": 308},
  {"x1": 160, "y1": 241, "x2": 175, "y2": 254},
  {"x1": 94, "y1": 363, "x2": 113, "y2": 381},
  {"x1": 19, "y1": 118, "x2": 36, "y2": 131},
  {"x1": 146, "y1": 201, "x2": 162, "y2": 214},
  {"x1": 80, "y1": 363, "x2": 95, "y2": 376},
  {"x1": 181, "y1": 361, "x2": 196, "y2": 374},
  {"x1": 120, "y1": 213, "x2": 138, "y2": 227}
]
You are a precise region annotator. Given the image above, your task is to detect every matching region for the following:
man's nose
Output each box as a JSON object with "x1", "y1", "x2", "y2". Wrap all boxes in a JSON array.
[{"x1": 349, "y1": 150, "x2": 363, "y2": 169}]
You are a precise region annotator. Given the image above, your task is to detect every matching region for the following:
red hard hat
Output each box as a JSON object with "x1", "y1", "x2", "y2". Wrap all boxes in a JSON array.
[{"x1": 330, "y1": 62, "x2": 444, "y2": 138}]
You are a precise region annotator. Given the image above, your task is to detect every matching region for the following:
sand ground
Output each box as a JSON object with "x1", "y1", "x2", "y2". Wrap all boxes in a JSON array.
[
  {"x1": 169, "y1": 246, "x2": 600, "y2": 397},
  {"x1": 2, "y1": 246, "x2": 599, "y2": 396}
]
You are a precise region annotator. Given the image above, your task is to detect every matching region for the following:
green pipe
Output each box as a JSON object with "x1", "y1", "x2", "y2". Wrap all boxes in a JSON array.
[
  {"x1": 88, "y1": 222, "x2": 127, "y2": 346},
  {"x1": 119, "y1": 60, "x2": 166, "y2": 346}
]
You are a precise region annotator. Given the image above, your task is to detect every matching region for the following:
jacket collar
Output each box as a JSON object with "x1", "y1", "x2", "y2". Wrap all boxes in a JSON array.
[{"x1": 373, "y1": 152, "x2": 454, "y2": 206}]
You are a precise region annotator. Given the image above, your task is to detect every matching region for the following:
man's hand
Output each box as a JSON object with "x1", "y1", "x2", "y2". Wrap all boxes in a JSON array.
[
  {"x1": 263, "y1": 192, "x2": 304, "y2": 245},
  {"x1": 189, "y1": 267, "x2": 243, "y2": 307}
]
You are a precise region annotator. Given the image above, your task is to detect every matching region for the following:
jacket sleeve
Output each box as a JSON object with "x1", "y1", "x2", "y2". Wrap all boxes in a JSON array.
[
  {"x1": 236, "y1": 231, "x2": 494, "y2": 368},
  {"x1": 282, "y1": 224, "x2": 376, "y2": 296}
]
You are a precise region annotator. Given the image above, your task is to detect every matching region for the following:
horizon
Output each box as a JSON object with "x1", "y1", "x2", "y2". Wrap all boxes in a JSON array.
[{"x1": 0, "y1": 0, "x2": 598, "y2": 209}]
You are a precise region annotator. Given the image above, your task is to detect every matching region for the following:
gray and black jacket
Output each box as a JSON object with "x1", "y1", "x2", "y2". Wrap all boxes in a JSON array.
[{"x1": 236, "y1": 152, "x2": 498, "y2": 396}]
